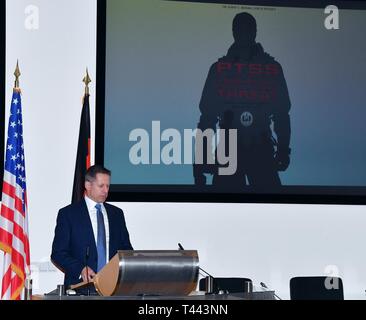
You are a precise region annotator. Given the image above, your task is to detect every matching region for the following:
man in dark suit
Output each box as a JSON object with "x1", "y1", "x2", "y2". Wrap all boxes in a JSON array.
[
  {"x1": 194, "y1": 12, "x2": 291, "y2": 189},
  {"x1": 51, "y1": 165, "x2": 133, "y2": 291}
]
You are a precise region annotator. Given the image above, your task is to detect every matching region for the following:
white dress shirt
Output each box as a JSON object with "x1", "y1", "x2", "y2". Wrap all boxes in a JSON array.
[{"x1": 84, "y1": 196, "x2": 110, "y2": 264}]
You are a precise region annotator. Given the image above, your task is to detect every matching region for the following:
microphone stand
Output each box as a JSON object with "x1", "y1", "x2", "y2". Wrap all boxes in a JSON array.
[
  {"x1": 85, "y1": 246, "x2": 90, "y2": 296},
  {"x1": 178, "y1": 243, "x2": 220, "y2": 294}
]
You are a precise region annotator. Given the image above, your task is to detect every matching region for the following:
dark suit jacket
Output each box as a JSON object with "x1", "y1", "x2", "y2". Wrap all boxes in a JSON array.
[{"x1": 51, "y1": 199, "x2": 133, "y2": 289}]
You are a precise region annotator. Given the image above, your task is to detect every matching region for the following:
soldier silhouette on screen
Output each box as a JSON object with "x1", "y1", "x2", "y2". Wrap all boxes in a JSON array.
[{"x1": 193, "y1": 12, "x2": 291, "y2": 189}]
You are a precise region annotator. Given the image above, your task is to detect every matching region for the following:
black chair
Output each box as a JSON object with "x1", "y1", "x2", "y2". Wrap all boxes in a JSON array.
[
  {"x1": 290, "y1": 276, "x2": 344, "y2": 300},
  {"x1": 199, "y1": 277, "x2": 252, "y2": 293}
]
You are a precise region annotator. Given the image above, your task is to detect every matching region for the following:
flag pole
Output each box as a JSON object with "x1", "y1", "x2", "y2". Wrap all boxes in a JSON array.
[
  {"x1": 83, "y1": 68, "x2": 91, "y2": 96},
  {"x1": 14, "y1": 61, "x2": 32, "y2": 299},
  {"x1": 71, "y1": 69, "x2": 92, "y2": 203},
  {"x1": 14, "y1": 60, "x2": 21, "y2": 90}
]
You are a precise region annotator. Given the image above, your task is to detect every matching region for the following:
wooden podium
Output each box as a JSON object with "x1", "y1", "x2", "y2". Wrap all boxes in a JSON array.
[{"x1": 71, "y1": 250, "x2": 199, "y2": 296}]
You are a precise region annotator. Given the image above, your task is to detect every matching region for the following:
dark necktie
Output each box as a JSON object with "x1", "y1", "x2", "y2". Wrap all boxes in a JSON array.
[{"x1": 95, "y1": 203, "x2": 106, "y2": 272}]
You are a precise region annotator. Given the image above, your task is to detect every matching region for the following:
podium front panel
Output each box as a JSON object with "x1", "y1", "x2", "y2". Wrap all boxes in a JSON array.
[{"x1": 95, "y1": 250, "x2": 199, "y2": 296}]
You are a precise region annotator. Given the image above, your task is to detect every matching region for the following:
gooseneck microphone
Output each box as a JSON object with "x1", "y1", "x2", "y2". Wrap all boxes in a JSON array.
[
  {"x1": 178, "y1": 243, "x2": 219, "y2": 294},
  {"x1": 178, "y1": 243, "x2": 215, "y2": 278},
  {"x1": 85, "y1": 246, "x2": 90, "y2": 296},
  {"x1": 260, "y1": 282, "x2": 282, "y2": 300}
]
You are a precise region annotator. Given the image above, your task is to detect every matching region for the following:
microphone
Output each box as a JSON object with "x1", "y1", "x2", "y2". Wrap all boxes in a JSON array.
[
  {"x1": 178, "y1": 243, "x2": 219, "y2": 294},
  {"x1": 178, "y1": 243, "x2": 215, "y2": 278},
  {"x1": 85, "y1": 246, "x2": 90, "y2": 296},
  {"x1": 260, "y1": 282, "x2": 282, "y2": 300}
]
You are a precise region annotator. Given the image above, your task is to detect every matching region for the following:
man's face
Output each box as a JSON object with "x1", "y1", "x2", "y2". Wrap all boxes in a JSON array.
[{"x1": 85, "y1": 173, "x2": 110, "y2": 203}]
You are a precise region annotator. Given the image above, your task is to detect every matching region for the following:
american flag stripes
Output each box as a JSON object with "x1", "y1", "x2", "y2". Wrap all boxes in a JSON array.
[{"x1": 0, "y1": 88, "x2": 30, "y2": 300}]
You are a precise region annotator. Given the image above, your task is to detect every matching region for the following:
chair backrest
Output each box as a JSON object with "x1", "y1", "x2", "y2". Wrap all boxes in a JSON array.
[
  {"x1": 199, "y1": 277, "x2": 252, "y2": 293},
  {"x1": 290, "y1": 276, "x2": 344, "y2": 300}
]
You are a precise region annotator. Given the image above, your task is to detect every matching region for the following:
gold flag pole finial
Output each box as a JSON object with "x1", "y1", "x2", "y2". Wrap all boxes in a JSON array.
[
  {"x1": 14, "y1": 60, "x2": 21, "y2": 89},
  {"x1": 83, "y1": 68, "x2": 91, "y2": 95}
]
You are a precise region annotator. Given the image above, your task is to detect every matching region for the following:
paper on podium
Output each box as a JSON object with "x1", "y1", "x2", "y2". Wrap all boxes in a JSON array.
[
  {"x1": 69, "y1": 278, "x2": 95, "y2": 290},
  {"x1": 69, "y1": 253, "x2": 123, "y2": 293}
]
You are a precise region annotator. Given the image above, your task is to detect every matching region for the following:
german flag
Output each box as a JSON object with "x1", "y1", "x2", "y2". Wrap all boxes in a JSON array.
[{"x1": 71, "y1": 92, "x2": 91, "y2": 203}]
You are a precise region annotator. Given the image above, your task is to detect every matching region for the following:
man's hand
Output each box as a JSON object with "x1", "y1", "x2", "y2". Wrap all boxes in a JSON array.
[
  {"x1": 275, "y1": 148, "x2": 291, "y2": 171},
  {"x1": 81, "y1": 266, "x2": 96, "y2": 283}
]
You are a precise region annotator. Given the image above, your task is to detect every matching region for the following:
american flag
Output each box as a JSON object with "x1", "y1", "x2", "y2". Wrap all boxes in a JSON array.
[{"x1": 0, "y1": 89, "x2": 30, "y2": 300}]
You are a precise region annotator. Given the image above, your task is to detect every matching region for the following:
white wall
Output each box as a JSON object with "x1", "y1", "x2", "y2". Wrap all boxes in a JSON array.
[{"x1": 2, "y1": 0, "x2": 366, "y2": 300}]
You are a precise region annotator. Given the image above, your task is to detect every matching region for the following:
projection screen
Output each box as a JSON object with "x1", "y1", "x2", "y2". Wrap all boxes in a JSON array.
[{"x1": 96, "y1": 0, "x2": 366, "y2": 204}]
